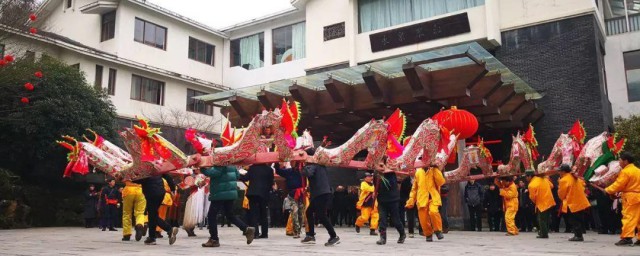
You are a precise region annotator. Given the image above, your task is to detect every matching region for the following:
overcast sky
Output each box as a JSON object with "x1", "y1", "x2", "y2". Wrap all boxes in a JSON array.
[{"x1": 147, "y1": 0, "x2": 294, "y2": 29}]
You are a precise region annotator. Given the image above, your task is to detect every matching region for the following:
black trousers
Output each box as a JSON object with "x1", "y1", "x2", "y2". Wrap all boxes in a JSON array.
[
  {"x1": 468, "y1": 205, "x2": 483, "y2": 231},
  {"x1": 488, "y1": 211, "x2": 502, "y2": 231},
  {"x1": 101, "y1": 204, "x2": 118, "y2": 229},
  {"x1": 208, "y1": 200, "x2": 247, "y2": 241},
  {"x1": 145, "y1": 191, "x2": 171, "y2": 240},
  {"x1": 517, "y1": 206, "x2": 534, "y2": 231},
  {"x1": 306, "y1": 194, "x2": 337, "y2": 238},
  {"x1": 378, "y1": 201, "x2": 405, "y2": 236},
  {"x1": 269, "y1": 206, "x2": 281, "y2": 227},
  {"x1": 248, "y1": 196, "x2": 269, "y2": 237},
  {"x1": 537, "y1": 209, "x2": 551, "y2": 237},
  {"x1": 567, "y1": 209, "x2": 585, "y2": 238}
]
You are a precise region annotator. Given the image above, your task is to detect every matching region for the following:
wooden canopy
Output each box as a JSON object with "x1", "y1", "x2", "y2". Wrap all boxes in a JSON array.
[{"x1": 199, "y1": 43, "x2": 544, "y2": 142}]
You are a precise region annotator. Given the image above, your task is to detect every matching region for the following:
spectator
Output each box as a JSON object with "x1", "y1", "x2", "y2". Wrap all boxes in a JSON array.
[
  {"x1": 517, "y1": 179, "x2": 534, "y2": 232},
  {"x1": 484, "y1": 184, "x2": 502, "y2": 232},
  {"x1": 83, "y1": 184, "x2": 99, "y2": 228},
  {"x1": 464, "y1": 180, "x2": 484, "y2": 231}
]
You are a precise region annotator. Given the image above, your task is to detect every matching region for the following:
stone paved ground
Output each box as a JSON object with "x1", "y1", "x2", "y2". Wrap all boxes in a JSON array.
[{"x1": 0, "y1": 227, "x2": 637, "y2": 256}]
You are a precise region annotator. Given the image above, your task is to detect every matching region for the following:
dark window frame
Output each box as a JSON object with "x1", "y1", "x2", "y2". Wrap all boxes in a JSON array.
[
  {"x1": 101, "y1": 11, "x2": 116, "y2": 42},
  {"x1": 134, "y1": 18, "x2": 167, "y2": 50},
  {"x1": 94, "y1": 65, "x2": 103, "y2": 90},
  {"x1": 272, "y1": 21, "x2": 305, "y2": 65},
  {"x1": 107, "y1": 68, "x2": 117, "y2": 95},
  {"x1": 130, "y1": 74, "x2": 165, "y2": 105},
  {"x1": 0, "y1": 44, "x2": 4, "y2": 58},
  {"x1": 66, "y1": 0, "x2": 72, "y2": 9},
  {"x1": 623, "y1": 50, "x2": 640, "y2": 102},
  {"x1": 188, "y1": 37, "x2": 215, "y2": 66},
  {"x1": 186, "y1": 89, "x2": 213, "y2": 116},
  {"x1": 230, "y1": 32, "x2": 264, "y2": 69}
]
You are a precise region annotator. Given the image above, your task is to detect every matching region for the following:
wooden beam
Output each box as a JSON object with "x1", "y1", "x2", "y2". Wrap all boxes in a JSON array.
[
  {"x1": 362, "y1": 70, "x2": 391, "y2": 106},
  {"x1": 499, "y1": 94, "x2": 526, "y2": 115},
  {"x1": 527, "y1": 110, "x2": 545, "y2": 124},
  {"x1": 256, "y1": 89, "x2": 285, "y2": 110},
  {"x1": 429, "y1": 64, "x2": 486, "y2": 100},
  {"x1": 324, "y1": 78, "x2": 353, "y2": 111},
  {"x1": 481, "y1": 114, "x2": 513, "y2": 123},
  {"x1": 465, "y1": 64, "x2": 489, "y2": 90},
  {"x1": 488, "y1": 121, "x2": 525, "y2": 129},
  {"x1": 458, "y1": 98, "x2": 487, "y2": 108},
  {"x1": 402, "y1": 63, "x2": 431, "y2": 100},
  {"x1": 470, "y1": 75, "x2": 502, "y2": 99},
  {"x1": 469, "y1": 106, "x2": 501, "y2": 116},
  {"x1": 289, "y1": 83, "x2": 317, "y2": 114},
  {"x1": 487, "y1": 84, "x2": 515, "y2": 108}
]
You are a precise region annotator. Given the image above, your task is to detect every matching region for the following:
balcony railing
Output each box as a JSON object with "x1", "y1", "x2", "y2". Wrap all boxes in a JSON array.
[{"x1": 606, "y1": 13, "x2": 640, "y2": 36}]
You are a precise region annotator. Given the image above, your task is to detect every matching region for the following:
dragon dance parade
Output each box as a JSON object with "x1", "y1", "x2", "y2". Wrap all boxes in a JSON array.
[
  {"x1": 56, "y1": 99, "x2": 640, "y2": 248},
  {"x1": 3, "y1": 0, "x2": 640, "y2": 255}
]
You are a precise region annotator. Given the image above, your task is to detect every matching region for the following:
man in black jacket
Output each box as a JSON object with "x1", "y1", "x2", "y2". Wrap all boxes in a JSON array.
[
  {"x1": 100, "y1": 179, "x2": 120, "y2": 232},
  {"x1": 375, "y1": 164, "x2": 406, "y2": 245},
  {"x1": 240, "y1": 163, "x2": 274, "y2": 239},
  {"x1": 134, "y1": 174, "x2": 179, "y2": 245},
  {"x1": 465, "y1": 180, "x2": 484, "y2": 231},
  {"x1": 484, "y1": 184, "x2": 503, "y2": 231},
  {"x1": 517, "y1": 179, "x2": 535, "y2": 232},
  {"x1": 300, "y1": 148, "x2": 340, "y2": 246},
  {"x1": 400, "y1": 175, "x2": 421, "y2": 237}
]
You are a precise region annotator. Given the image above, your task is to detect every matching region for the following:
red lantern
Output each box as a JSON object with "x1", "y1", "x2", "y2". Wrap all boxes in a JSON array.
[
  {"x1": 4, "y1": 55, "x2": 15, "y2": 62},
  {"x1": 30, "y1": 27, "x2": 37, "y2": 34},
  {"x1": 24, "y1": 82, "x2": 34, "y2": 91},
  {"x1": 20, "y1": 97, "x2": 29, "y2": 104},
  {"x1": 432, "y1": 106, "x2": 478, "y2": 139},
  {"x1": 34, "y1": 71, "x2": 43, "y2": 78},
  {"x1": 29, "y1": 14, "x2": 37, "y2": 22}
]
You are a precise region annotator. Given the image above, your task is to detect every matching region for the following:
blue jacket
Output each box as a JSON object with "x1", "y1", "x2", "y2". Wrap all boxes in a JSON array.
[
  {"x1": 201, "y1": 166, "x2": 239, "y2": 201},
  {"x1": 275, "y1": 164, "x2": 304, "y2": 197}
]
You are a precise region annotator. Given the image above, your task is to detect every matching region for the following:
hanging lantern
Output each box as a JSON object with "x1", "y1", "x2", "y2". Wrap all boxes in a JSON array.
[{"x1": 432, "y1": 106, "x2": 478, "y2": 139}]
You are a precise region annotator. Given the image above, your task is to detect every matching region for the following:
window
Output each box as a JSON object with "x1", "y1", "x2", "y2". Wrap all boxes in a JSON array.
[
  {"x1": 66, "y1": 0, "x2": 72, "y2": 9},
  {"x1": 186, "y1": 89, "x2": 213, "y2": 115},
  {"x1": 24, "y1": 51, "x2": 35, "y2": 62},
  {"x1": 107, "y1": 68, "x2": 116, "y2": 95},
  {"x1": 188, "y1": 37, "x2": 215, "y2": 66},
  {"x1": 230, "y1": 33, "x2": 264, "y2": 70},
  {"x1": 101, "y1": 11, "x2": 116, "y2": 42},
  {"x1": 70, "y1": 63, "x2": 80, "y2": 69},
  {"x1": 0, "y1": 44, "x2": 4, "y2": 58},
  {"x1": 272, "y1": 22, "x2": 305, "y2": 64},
  {"x1": 130, "y1": 74, "x2": 164, "y2": 105},
  {"x1": 134, "y1": 18, "x2": 167, "y2": 50},
  {"x1": 624, "y1": 50, "x2": 640, "y2": 102},
  {"x1": 94, "y1": 65, "x2": 103, "y2": 90},
  {"x1": 358, "y1": 0, "x2": 485, "y2": 33}
]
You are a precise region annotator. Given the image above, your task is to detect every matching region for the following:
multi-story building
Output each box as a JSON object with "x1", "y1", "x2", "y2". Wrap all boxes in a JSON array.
[
  {"x1": 602, "y1": 0, "x2": 640, "y2": 118},
  {"x1": 3, "y1": 0, "x2": 639, "y2": 228},
  {"x1": 2, "y1": 0, "x2": 229, "y2": 141}
]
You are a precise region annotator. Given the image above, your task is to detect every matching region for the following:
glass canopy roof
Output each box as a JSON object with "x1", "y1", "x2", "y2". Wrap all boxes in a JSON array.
[{"x1": 196, "y1": 42, "x2": 541, "y2": 107}]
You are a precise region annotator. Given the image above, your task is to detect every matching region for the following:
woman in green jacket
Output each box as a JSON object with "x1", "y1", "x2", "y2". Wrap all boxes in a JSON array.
[{"x1": 200, "y1": 165, "x2": 255, "y2": 247}]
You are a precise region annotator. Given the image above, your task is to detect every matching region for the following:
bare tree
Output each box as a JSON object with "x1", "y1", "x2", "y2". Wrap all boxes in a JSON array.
[
  {"x1": 142, "y1": 107, "x2": 222, "y2": 133},
  {"x1": 0, "y1": 0, "x2": 39, "y2": 42}
]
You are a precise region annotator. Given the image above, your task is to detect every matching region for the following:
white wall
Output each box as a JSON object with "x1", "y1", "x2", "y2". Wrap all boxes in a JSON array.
[
  {"x1": 304, "y1": 0, "x2": 351, "y2": 69},
  {"x1": 605, "y1": 32, "x2": 640, "y2": 118},
  {"x1": 498, "y1": 0, "x2": 598, "y2": 31},
  {"x1": 222, "y1": 11, "x2": 307, "y2": 89},
  {"x1": 42, "y1": 0, "x2": 226, "y2": 88},
  {"x1": 353, "y1": 5, "x2": 487, "y2": 64}
]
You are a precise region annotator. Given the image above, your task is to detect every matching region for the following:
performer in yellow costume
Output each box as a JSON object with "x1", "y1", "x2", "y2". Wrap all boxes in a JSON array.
[
  {"x1": 355, "y1": 172, "x2": 379, "y2": 235},
  {"x1": 605, "y1": 153, "x2": 640, "y2": 246},
  {"x1": 525, "y1": 169, "x2": 555, "y2": 239},
  {"x1": 121, "y1": 181, "x2": 147, "y2": 241},
  {"x1": 405, "y1": 166, "x2": 445, "y2": 242},
  {"x1": 155, "y1": 178, "x2": 174, "y2": 237},
  {"x1": 496, "y1": 176, "x2": 519, "y2": 236},
  {"x1": 557, "y1": 164, "x2": 590, "y2": 242}
]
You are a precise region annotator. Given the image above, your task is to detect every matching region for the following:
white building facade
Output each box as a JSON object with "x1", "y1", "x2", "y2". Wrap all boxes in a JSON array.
[{"x1": 2, "y1": 0, "x2": 637, "y2": 138}]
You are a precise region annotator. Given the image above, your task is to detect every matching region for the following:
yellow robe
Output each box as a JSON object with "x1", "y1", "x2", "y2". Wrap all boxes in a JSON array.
[
  {"x1": 355, "y1": 181, "x2": 379, "y2": 230},
  {"x1": 499, "y1": 182, "x2": 519, "y2": 235},
  {"x1": 406, "y1": 167, "x2": 445, "y2": 236},
  {"x1": 157, "y1": 178, "x2": 173, "y2": 232},
  {"x1": 558, "y1": 173, "x2": 590, "y2": 213},
  {"x1": 605, "y1": 163, "x2": 640, "y2": 239},
  {"x1": 528, "y1": 176, "x2": 556, "y2": 212},
  {"x1": 122, "y1": 181, "x2": 146, "y2": 236}
]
